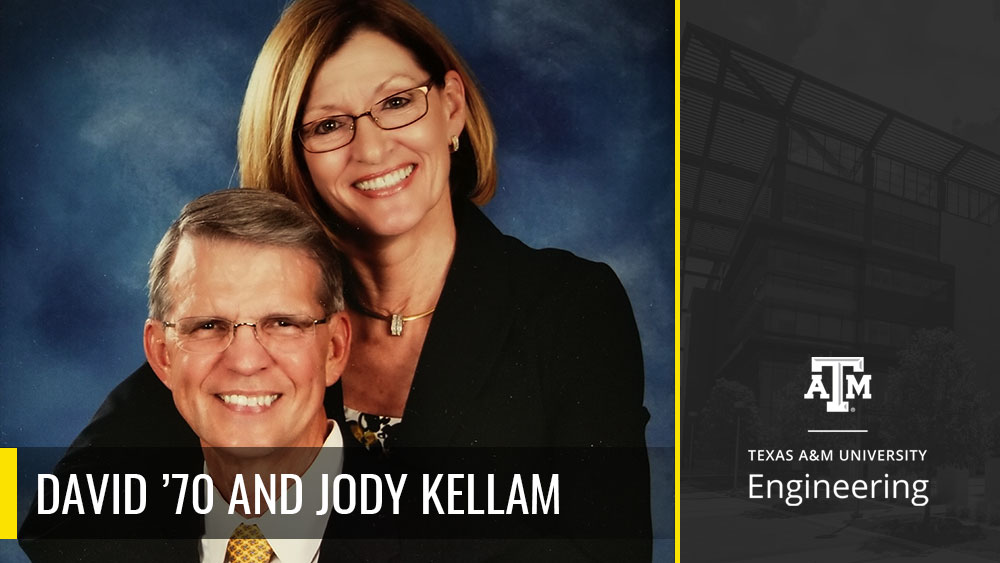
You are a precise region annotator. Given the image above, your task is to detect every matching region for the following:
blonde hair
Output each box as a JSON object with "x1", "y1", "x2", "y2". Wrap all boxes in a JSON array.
[{"x1": 237, "y1": 0, "x2": 497, "y2": 236}]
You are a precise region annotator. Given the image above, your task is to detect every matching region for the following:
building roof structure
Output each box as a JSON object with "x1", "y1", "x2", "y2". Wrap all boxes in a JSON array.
[{"x1": 680, "y1": 24, "x2": 1000, "y2": 308}]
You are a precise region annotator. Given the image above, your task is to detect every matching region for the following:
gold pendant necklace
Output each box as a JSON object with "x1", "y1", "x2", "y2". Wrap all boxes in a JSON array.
[{"x1": 353, "y1": 303, "x2": 436, "y2": 336}]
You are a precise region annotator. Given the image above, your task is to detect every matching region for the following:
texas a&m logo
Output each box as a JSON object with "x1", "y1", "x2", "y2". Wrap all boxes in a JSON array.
[{"x1": 804, "y1": 357, "x2": 871, "y2": 412}]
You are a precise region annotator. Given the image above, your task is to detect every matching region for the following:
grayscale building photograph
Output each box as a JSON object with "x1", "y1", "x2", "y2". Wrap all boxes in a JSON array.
[{"x1": 680, "y1": 6, "x2": 1000, "y2": 561}]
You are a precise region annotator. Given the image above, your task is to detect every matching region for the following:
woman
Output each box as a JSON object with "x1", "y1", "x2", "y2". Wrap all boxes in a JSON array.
[
  {"x1": 34, "y1": 0, "x2": 650, "y2": 559},
  {"x1": 237, "y1": 0, "x2": 649, "y2": 453}
]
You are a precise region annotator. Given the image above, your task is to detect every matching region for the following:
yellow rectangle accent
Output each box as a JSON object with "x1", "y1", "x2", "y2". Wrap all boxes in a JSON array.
[
  {"x1": 673, "y1": 0, "x2": 681, "y2": 559},
  {"x1": 0, "y1": 448, "x2": 16, "y2": 539}
]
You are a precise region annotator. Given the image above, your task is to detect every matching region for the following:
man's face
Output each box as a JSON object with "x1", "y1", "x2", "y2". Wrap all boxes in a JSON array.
[{"x1": 144, "y1": 236, "x2": 348, "y2": 453}]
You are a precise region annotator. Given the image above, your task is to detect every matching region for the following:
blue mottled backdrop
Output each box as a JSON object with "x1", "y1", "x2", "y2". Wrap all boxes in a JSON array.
[{"x1": 1, "y1": 0, "x2": 672, "y2": 556}]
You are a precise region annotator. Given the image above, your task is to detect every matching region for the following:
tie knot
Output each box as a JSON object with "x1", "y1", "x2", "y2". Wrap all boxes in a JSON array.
[{"x1": 226, "y1": 523, "x2": 274, "y2": 563}]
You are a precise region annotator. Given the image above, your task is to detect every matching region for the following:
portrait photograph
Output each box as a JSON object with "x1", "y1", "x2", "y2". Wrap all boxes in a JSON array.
[{"x1": 2, "y1": 1, "x2": 671, "y2": 561}]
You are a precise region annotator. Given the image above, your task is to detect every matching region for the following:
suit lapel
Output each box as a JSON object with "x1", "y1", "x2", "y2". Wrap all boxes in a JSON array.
[{"x1": 396, "y1": 201, "x2": 517, "y2": 446}]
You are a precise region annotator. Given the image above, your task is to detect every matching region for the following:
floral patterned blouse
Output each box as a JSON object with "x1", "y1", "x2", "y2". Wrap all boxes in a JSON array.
[{"x1": 343, "y1": 405, "x2": 402, "y2": 455}]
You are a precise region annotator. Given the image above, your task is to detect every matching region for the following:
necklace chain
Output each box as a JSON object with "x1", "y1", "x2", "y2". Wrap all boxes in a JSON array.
[{"x1": 351, "y1": 300, "x2": 436, "y2": 336}]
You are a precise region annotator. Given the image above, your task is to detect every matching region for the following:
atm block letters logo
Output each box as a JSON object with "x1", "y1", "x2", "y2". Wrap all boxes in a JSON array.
[{"x1": 804, "y1": 357, "x2": 871, "y2": 412}]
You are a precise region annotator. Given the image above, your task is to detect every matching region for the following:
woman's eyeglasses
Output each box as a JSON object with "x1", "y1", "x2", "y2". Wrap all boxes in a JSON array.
[{"x1": 297, "y1": 80, "x2": 434, "y2": 153}]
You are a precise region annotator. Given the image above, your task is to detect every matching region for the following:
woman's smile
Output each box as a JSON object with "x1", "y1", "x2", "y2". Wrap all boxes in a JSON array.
[{"x1": 352, "y1": 163, "x2": 416, "y2": 195}]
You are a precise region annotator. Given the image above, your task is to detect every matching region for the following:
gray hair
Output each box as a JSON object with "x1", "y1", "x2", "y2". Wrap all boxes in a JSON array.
[{"x1": 148, "y1": 188, "x2": 344, "y2": 320}]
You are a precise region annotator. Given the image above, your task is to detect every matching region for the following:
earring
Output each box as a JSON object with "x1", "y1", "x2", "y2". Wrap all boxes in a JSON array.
[{"x1": 449, "y1": 135, "x2": 460, "y2": 153}]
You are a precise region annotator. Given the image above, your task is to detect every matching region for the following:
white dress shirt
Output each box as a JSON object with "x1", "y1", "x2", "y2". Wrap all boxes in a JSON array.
[{"x1": 199, "y1": 420, "x2": 344, "y2": 563}]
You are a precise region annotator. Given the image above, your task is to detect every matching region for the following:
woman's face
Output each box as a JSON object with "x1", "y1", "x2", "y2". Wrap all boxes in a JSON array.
[{"x1": 301, "y1": 30, "x2": 466, "y2": 240}]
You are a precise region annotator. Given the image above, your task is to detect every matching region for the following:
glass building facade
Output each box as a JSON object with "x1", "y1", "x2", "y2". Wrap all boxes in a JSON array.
[{"x1": 680, "y1": 25, "x2": 1000, "y2": 435}]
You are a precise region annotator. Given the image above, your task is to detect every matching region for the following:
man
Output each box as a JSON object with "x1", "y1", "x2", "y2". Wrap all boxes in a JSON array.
[
  {"x1": 21, "y1": 189, "x2": 645, "y2": 561},
  {"x1": 20, "y1": 188, "x2": 353, "y2": 562},
  {"x1": 142, "y1": 188, "x2": 351, "y2": 562}
]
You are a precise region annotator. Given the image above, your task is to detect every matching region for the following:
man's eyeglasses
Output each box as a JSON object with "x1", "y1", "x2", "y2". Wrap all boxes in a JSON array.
[
  {"x1": 161, "y1": 315, "x2": 328, "y2": 354},
  {"x1": 297, "y1": 80, "x2": 435, "y2": 153}
]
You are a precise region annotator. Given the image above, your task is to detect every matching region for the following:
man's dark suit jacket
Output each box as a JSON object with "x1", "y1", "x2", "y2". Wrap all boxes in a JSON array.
[{"x1": 20, "y1": 200, "x2": 651, "y2": 562}]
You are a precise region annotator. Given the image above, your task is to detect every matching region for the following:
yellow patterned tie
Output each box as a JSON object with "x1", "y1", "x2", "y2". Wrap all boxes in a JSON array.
[{"x1": 226, "y1": 522, "x2": 274, "y2": 563}]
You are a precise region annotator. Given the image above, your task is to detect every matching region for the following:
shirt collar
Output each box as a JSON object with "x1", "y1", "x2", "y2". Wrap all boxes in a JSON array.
[{"x1": 200, "y1": 420, "x2": 343, "y2": 562}]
